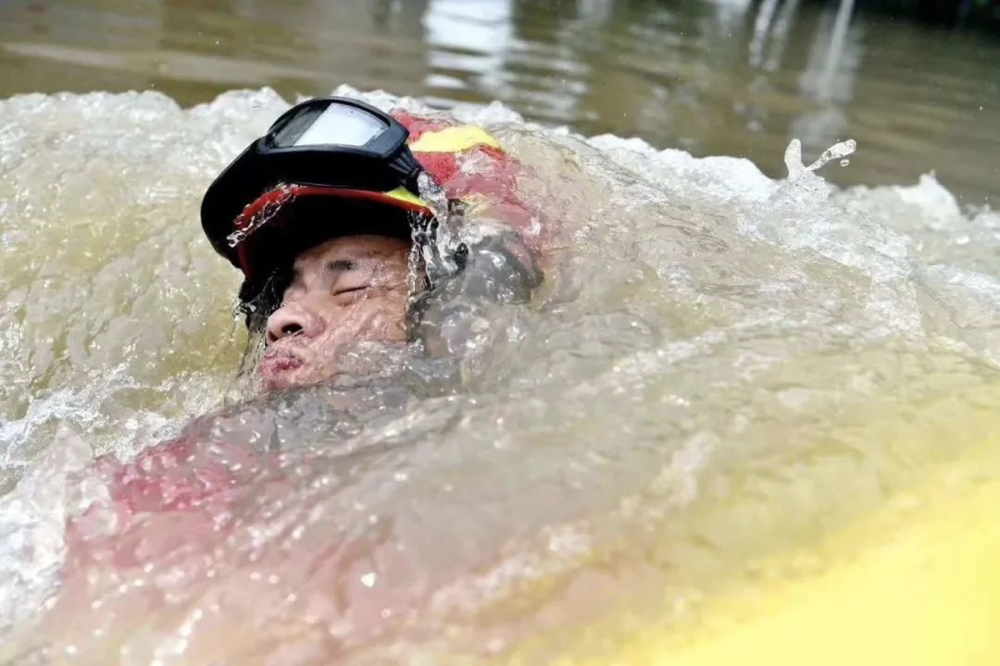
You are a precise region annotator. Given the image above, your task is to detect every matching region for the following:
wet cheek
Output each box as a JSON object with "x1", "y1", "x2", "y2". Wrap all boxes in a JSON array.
[
  {"x1": 369, "y1": 310, "x2": 407, "y2": 342},
  {"x1": 347, "y1": 296, "x2": 408, "y2": 340},
  {"x1": 378, "y1": 294, "x2": 410, "y2": 341},
  {"x1": 309, "y1": 300, "x2": 407, "y2": 352},
  {"x1": 354, "y1": 306, "x2": 406, "y2": 342}
]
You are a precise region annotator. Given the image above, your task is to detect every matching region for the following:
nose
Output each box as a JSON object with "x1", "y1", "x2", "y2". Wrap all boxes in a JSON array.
[{"x1": 265, "y1": 301, "x2": 324, "y2": 345}]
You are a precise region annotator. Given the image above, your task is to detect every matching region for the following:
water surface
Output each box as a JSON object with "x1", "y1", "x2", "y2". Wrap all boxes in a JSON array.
[{"x1": 1, "y1": 0, "x2": 998, "y2": 203}]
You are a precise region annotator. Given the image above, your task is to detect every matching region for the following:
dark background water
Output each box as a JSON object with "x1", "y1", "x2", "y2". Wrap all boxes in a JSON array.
[{"x1": 1, "y1": 0, "x2": 998, "y2": 204}]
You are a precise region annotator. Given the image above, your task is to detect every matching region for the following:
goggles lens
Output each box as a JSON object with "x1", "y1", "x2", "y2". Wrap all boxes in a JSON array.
[{"x1": 273, "y1": 103, "x2": 389, "y2": 149}]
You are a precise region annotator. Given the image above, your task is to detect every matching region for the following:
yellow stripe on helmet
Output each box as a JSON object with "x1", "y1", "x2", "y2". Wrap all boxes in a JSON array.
[
  {"x1": 383, "y1": 186, "x2": 431, "y2": 209},
  {"x1": 409, "y1": 125, "x2": 501, "y2": 153}
]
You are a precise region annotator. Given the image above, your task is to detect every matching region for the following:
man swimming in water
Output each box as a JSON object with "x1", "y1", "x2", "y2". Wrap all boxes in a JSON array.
[
  {"x1": 8, "y1": 98, "x2": 547, "y2": 658},
  {"x1": 200, "y1": 97, "x2": 542, "y2": 392}
]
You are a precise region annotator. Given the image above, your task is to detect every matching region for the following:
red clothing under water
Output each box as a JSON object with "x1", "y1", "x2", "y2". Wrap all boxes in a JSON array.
[
  {"x1": 66, "y1": 432, "x2": 264, "y2": 571},
  {"x1": 54, "y1": 419, "x2": 443, "y2": 654}
]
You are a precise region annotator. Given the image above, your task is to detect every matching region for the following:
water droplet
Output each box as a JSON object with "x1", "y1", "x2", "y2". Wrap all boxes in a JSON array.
[
  {"x1": 360, "y1": 572, "x2": 377, "y2": 587},
  {"x1": 783, "y1": 139, "x2": 805, "y2": 178}
]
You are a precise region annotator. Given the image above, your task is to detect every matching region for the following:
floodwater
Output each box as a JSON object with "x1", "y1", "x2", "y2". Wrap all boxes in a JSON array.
[
  {"x1": 1, "y1": 1, "x2": 1000, "y2": 665},
  {"x1": 1, "y1": 0, "x2": 998, "y2": 203}
]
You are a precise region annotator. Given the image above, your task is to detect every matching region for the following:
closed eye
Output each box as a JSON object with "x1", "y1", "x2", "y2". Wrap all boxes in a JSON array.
[{"x1": 334, "y1": 284, "x2": 370, "y2": 296}]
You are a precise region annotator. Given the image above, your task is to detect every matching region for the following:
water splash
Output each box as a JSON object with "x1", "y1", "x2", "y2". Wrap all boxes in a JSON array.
[
  {"x1": 225, "y1": 184, "x2": 296, "y2": 248},
  {"x1": 783, "y1": 137, "x2": 856, "y2": 178}
]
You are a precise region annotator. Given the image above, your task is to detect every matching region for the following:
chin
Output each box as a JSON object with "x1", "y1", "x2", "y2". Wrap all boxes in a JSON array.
[{"x1": 257, "y1": 364, "x2": 337, "y2": 392}]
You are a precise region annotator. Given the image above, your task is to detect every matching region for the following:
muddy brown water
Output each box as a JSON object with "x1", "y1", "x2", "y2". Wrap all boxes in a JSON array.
[{"x1": 1, "y1": 0, "x2": 998, "y2": 204}]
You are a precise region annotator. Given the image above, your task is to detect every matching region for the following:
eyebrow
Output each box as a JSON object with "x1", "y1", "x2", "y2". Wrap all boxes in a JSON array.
[
  {"x1": 325, "y1": 252, "x2": 382, "y2": 275},
  {"x1": 325, "y1": 259, "x2": 356, "y2": 273},
  {"x1": 290, "y1": 253, "x2": 380, "y2": 283}
]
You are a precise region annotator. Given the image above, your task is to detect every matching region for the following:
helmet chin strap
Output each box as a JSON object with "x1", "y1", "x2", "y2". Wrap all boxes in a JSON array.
[
  {"x1": 406, "y1": 225, "x2": 542, "y2": 359},
  {"x1": 409, "y1": 200, "x2": 471, "y2": 288}
]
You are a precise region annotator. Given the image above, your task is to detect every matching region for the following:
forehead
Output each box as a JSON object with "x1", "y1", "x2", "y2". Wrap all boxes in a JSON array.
[{"x1": 293, "y1": 235, "x2": 411, "y2": 270}]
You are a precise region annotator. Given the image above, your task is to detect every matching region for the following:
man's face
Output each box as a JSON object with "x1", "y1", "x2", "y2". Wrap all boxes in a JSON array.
[{"x1": 258, "y1": 234, "x2": 411, "y2": 391}]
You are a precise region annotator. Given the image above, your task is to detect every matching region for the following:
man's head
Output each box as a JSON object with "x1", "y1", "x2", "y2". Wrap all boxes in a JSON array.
[
  {"x1": 200, "y1": 97, "x2": 538, "y2": 392},
  {"x1": 257, "y1": 233, "x2": 413, "y2": 391}
]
